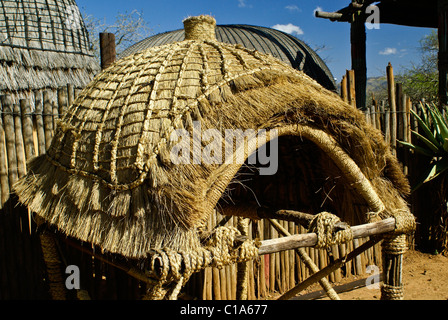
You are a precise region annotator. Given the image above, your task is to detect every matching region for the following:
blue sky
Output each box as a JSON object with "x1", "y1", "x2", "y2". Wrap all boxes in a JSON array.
[{"x1": 75, "y1": 0, "x2": 435, "y2": 82}]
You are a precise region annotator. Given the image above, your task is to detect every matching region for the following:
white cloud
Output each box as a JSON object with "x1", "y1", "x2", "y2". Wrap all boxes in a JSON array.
[
  {"x1": 399, "y1": 48, "x2": 408, "y2": 57},
  {"x1": 379, "y1": 47, "x2": 398, "y2": 55},
  {"x1": 285, "y1": 5, "x2": 301, "y2": 12},
  {"x1": 238, "y1": 0, "x2": 252, "y2": 8},
  {"x1": 272, "y1": 23, "x2": 304, "y2": 36}
]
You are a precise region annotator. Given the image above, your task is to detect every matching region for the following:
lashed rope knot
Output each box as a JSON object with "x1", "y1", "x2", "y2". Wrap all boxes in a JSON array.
[
  {"x1": 308, "y1": 212, "x2": 353, "y2": 249},
  {"x1": 144, "y1": 226, "x2": 260, "y2": 300},
  {"x1": 367, "y1": 208, "x2": 416, "y2": 255}
]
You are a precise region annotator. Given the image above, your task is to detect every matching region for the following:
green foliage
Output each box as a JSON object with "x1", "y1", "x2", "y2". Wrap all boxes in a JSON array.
[
  {"x1": 397, "y1": 30, "x2": 439, "y2": 104},
  {"x1": 399, "y1": 103, "x2": 448, "y2": 191}
]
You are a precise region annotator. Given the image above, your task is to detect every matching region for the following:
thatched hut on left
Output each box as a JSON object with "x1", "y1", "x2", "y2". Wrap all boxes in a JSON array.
[
  {"x1": 0, "y1": 0, "x2": 99, "y2": 299},
  {"x1": 0, "y1": 0, "x2": 100, "y2": 102}
]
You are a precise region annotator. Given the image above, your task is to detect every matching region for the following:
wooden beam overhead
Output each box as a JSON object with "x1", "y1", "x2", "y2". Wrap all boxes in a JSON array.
[{"x1": 315, "y1": 0, "x2": 438, "y2": 29}]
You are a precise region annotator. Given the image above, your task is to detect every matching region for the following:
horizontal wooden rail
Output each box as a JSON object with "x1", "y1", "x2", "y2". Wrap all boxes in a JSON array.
[
  {"x1": 258, "y1": 217, "x2": 396, "y2": 255},
  {"x1": 63, "y1": 217, "x2": 396, "y2": 285}
]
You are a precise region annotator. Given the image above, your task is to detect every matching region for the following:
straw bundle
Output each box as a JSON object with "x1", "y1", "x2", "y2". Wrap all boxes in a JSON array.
[{"x1": 14, "y1": 15, "x2": 412, "y2": 259}]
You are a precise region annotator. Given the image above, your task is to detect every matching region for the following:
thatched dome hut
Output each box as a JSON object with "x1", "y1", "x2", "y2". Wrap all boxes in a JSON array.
[
  {"x1": 119, "y1": 23, "x2": 336, "y2": 92},
  {"x1": 14, "y1": 15, "x2": 415, "y2": 299},
  {"x1": 0, "y1": 0, "x2": 100, "y2": 98}
]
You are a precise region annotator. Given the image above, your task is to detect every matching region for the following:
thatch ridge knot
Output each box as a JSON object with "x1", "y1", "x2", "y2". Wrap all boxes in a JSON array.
[{"x1": 183, "y1": 15, "x2": 217, "y2": 41}]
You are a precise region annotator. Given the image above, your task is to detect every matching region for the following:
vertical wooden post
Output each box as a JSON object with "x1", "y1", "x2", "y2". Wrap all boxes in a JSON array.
[
  {"x1": 341, "y1": 75, "x2": 348, "y2": 102},
  {"x1": 406, "y1": 97, "x2": 412, "y2": 144},
  {"x1": 211, "y1": 212, "x2": 221, "y2": 300},
  {"x1": 67, "y1": 84, "x2": 75, "y2": 106},
  {"x1": 0, "y1": 102, "x2": 10, "y2": 207},
  {"x1": 34, "y1": 90, "x2": 46, "y2": 155},
  {"x1": 346, "y1": 70, "x2": 356, "y2": 108},
  {"x1": 43, "y1": 90, "x2": 54, "y2": 150},
  {"x1": 396, "y1": 83, "x2": 404, "y2": 142},
  {"x1": 2, "y1": 95, "x2": 18, "y2": 190},
  {"x1": 13, "y1": 103, "x2": 26, "y2": 178},
  {"x1": 58, "y1": 87, "x2": 68, "y2": 118},
  {"x1": 385, "y1": 106, "x2": 391, "y2": 145},
  {"x1": 381, "y1": 234, "x2": 406, "y2": 300},
  {"x1": 438, "y1": 0, "x2": 448, "y2": 107},
  {"x1": 20, "y1": 99, "x2": 35, "y2": 162},
  {"x1": 100, "y1": 33, "x2": 116, "y2": 70},
  {"x1": 387, "y1": 63, "x2": 397, "y2": 155},
  {"x1": 401, "y1": 93, "x2": 409, "y2": 175},
  {"x1": 236, "y1": 217, "x2": 249, "y2": 300},
  {"x1": 350, "y1": 4, "x2": 367, "y2": 109}
]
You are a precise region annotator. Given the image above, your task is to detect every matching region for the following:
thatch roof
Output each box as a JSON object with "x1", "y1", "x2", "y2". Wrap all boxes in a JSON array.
[
  {"x1": 119, "y1": 23, "x2": 337, "y2": 92},
  {"x1": 14, "y1": 15, "x2": 411, "y2": 259},
  {"x1": 0, "y1": 0, "x2": 100, "y2": 95}
]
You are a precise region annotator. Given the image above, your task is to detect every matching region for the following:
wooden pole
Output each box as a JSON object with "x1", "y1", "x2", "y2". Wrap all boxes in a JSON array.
[
  {"x1": 58, "y1": 87, "x2": 68, "y2": 118},
  {"x1": 341, "y1": 75, "x2": 348, "y2": 102},
  {"x1": 2, "y1": 95, "x2": 18, "y2": 190},
  {"x1": 387, "y1": 63, "x2": 397, "y2": 155},
  {"x1": 208, "y1": 212, "x2": 220, "y2": 300},
  {"x1": 67, "y1": 84, "x2": 75, "y2": 106},
  {"x1": 0, "y1": 105, "x2": 9, "y2": 207},
  {"x1": 350, "y1": 6, "x2": 367, "y2": 109},
  {"x1": 20, "y1": 99, "x2": 35, "y2": 161},
  {"x1": 278, "y1": 238, "x2": 380, "y2": 300},
  {"x1": 346, "y1": 70, "x2": 356, "y2": 108},
  {"x1": 259, "y1": 217, "x2": 396, "y2": 255},
  {"x1": 236, "y1": 217, "x2": 249, "y2": 300},
  {"x1": 34, "y1": 90, "x2": 46, "y2": 155},
  {"x1": 396, "y1": 83, "x2": 404, "y2": 142},
  {"x1": 100, "y1": 32, "x2": 116, "y2": 70},
  {"x1": 402, "y1": 94, "x2": 410, "y2": 175},
  {"x1": 13, "y1": 103, "x2": 26, "y2": 178},
  {"x1": 381, "y1": 235, "x2": 406, "y2": 300},
  {"x1": 52, "y1": 89, "x2": 59, "y2": 129},
  {"x1": 268, "y1": 218, "x2": 340, "y2": 300},
  {"x1": 385, "y1": 106, "x2": 391, "y2": 145},
  {"x1": 43, "y1": 90, "x2": 54, "y2": 150}
]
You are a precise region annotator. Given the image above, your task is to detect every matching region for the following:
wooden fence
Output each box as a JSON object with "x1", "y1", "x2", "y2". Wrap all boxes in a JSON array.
[{"x1": 0, "y1": 64, "x2": 415, "y2": 299}]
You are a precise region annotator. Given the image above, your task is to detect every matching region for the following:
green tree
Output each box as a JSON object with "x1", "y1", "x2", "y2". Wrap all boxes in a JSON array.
[{"x1": 397, "y1": 30, "x2": 438, "y2": 103}]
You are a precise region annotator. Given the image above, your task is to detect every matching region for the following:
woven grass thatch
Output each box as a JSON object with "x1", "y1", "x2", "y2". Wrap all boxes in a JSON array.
[
  {"x1": 0, "y1": 0, "x2": 100, "y2": 98},
  {"x1": 14, "y1": 15, "x2": 412, "y2": 259},
  {"x1": 118, "y1": 21, "x2": 337, "y2": 92}
]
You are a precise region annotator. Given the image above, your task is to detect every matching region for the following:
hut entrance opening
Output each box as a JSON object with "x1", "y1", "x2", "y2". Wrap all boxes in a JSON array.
[{"x1": 217, "y1": 134, "x2": 370, "y2": 227}]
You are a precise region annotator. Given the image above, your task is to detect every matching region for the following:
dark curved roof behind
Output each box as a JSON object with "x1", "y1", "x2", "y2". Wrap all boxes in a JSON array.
[{"x1": 119, "y1": 24, "x2": 337, "y2": 91}]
